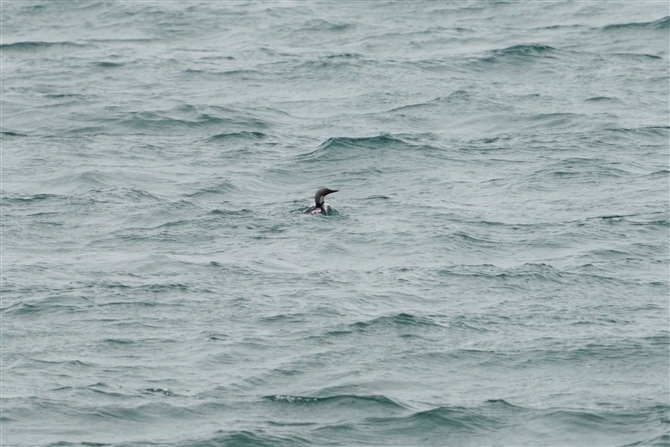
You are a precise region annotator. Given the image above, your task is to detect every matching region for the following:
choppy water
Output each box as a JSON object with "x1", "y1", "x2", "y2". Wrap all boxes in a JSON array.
[{"x1": 2, "y1": 2, "x2": 669, "y2": 446}]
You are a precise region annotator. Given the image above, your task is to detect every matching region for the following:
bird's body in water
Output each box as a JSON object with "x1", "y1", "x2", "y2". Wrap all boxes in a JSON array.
[{"x1": 304, "y1": 188, "x2": 338, "y2": 215}]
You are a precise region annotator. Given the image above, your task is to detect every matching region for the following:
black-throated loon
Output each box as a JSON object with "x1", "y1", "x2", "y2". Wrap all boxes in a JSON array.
[{"x1": 304, "y1": 188, "x2": 338, "y2": 215}]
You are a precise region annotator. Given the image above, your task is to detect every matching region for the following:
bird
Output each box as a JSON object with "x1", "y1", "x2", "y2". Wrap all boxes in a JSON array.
[{"x1": 304, "y1": 188, "x2": 338, "y2": 215}]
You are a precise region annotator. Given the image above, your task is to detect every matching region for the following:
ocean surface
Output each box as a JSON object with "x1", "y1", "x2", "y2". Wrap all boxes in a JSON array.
[{"x1": 2, "y1": 1, "x2": 669, "y2": 446}]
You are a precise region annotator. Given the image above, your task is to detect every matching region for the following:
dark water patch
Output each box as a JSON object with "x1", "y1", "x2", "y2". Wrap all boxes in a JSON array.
[
  {"x1": 92, "y1": 61, "x2": 125, "y2": 68},
  {"x1": 205, "y1": 332, "x2": 229, "y2": 341},
  {"x1": 43, "y1": 92, "x2": 85, "y2": 99},
  {"x1": 585, "y1": 96, "x2": 620, "y2": 102},
  {"x1": 46, "y1": 443, "x2": 110, "y2": 447},
  {"x1": 97, "y1": 300, "x2": 159, "y2": 308},
  {"x1": 87, "y1": 37, "x2": 158, "y2": 45},
  {"x1": 0, "y1": 130, "x2": 28, "y2": 137},
  {"x1": 362, "y1": 194, "x2": 391, "y2": 201},
  {"x1": 267, "y1": 421, "x2": 316, "y2": 427},
  {"x1": 596, "y1": 214, "x2": 629, "y2": 223}
]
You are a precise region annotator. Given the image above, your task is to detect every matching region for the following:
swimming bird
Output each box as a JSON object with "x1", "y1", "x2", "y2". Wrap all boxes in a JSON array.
[{"x1": 304, "y1": 188, "x2": 338, "y2": 215}]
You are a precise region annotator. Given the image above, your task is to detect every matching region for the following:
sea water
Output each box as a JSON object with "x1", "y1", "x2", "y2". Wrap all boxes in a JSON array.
[{"x1": 2, "y1": 2, "x2": 669, "y2": 446}]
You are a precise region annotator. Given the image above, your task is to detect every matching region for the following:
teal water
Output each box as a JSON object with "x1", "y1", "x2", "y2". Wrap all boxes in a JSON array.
[{"x1": 2, "y1": 2, "x2": 669, "y2": 446}]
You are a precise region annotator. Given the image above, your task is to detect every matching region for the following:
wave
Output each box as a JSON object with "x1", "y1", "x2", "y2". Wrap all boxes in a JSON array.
[
  {"x1": 644, "y1": 169, "x2": 670, "y2": 179},
  {"x1": 0, "y1": 130, "x2": 28, "y2": 137},
  {"x1": 518, "y1": 338, "x2": 669, "y2": 365},
  {"x1": 438, "y1": 262, "x2": 565, "y2": 283},
  {"x1": 66, "y1": 104, "x2": 272, "y2": 135},
  {"x1": 339, "y1": 401, "x2": 669, "y2": 445},
  {"x1": 623, "y1": 433, "x2": 670, "y2": 447},
  {"x1": 0, "y1": 40, "x2": 87, "y2": 51},
  {"x1": 2, "y1": 296, "x2": 89, "y2": 317},
  {"x1": 184, "y1": 430, "x2": 309, "y2": 447},
  {"x1": 293, "y1": 53, "x2": 374, "y2": 73},
  {"x1": 349, "y1": 312, "x2": 444, "y2": 332},
  {"x1": 186, "y1": 68, "x2": 262, "y2": 79},
  {"x1": 3, "y1": 193, "x2": 62, "y2": 204},
  {"x1": 298, "y1": 19, "x2": 352, "y2": 32},
  {"x1": 606, "y1": 126, "x2": 669, "y2": 137},
  {"x1": 366, "y1": 404, "x2": 500, "y2": 432},
  {"x1": 120, "y1": 108, "x2": 267, "y2": 132},
  {"x1": 433, "y1": 262, "x2": 644, "y2": 291},
  {"x1": 297, "y1": 134, "x2": 414, "y2": 163},
  {"x1": 206, "y1": 131, "x2": 268, "y2": 142},
  {"x1": 387, "y1": 91, "x2": 472, "y2": 112},
  {"x1": 601, "y1": 16, "x2": 670, "y2": 32},
  {"x1": 184, "y1": 179, "x2": 238, "y2": 198},
  {"x1": 264, "y1": 393, "x2": 405, "y2": 410},
  {"x1": 482, "y1": 44, "x2": 558, "y2": 63},
  {"x1": 93, "y1": 61, "x2": 125, "y2": 68},
  {"x1": 585, "y1": 96, "x2": 620, "y2": 102},
  {"x1": 522, "y1": 158, "x2": 634, "y2": 185}
]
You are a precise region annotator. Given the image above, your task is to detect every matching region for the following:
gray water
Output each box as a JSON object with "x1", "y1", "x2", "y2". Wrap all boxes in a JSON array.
[{"x1": 2, "y1": 2, "x2": 669, "y2": 446}]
